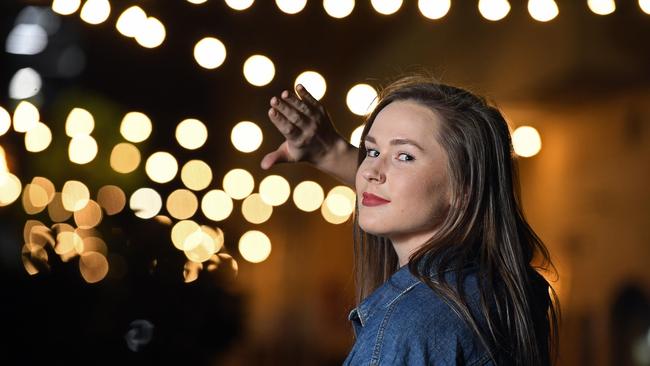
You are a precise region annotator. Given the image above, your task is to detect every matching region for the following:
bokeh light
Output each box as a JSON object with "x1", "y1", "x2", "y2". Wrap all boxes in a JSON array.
[
  {"x1": 52, "y1": 0, "x2": 81, "y2": 15},
  {"x1": 135, "y1": 17, "x2": 166, "y2": 48},
  {"x1": 166, "y1": 189, "x2": 198, "y2": 220},
  {"x1": 24, "y1": 122, "x2": 52, "y2": 152},
  {"x1": 80, "y1": 0, "x2": 111, "y2": 25},
  {"x1": 201, "y1": 189, "x2": 233, "y2": 221},
  {"x1": 528, "y1": 0, "x2": 558, "y2": 22},
  {"x1": 171, "y1": 220, "x2": 200, "y2": 250},
  {"x1": 325, "y1": 185, "x2": 356, "y2": 216},
  {"x1": 145, "y1": 152, "x2": 178, "y2": 183},
  {"x1": 512, "y1": 126, "x2": 542, "y2": 157},
  {"x1": 184, "y1": 260, "x2": 202, "y2": 283},
  {"x1": 116, "y1": 6, "x2": 147, "y2": 37},
  {"x1": 13, "y1": 101, "x2": 39, "y2": 133},
  {"x1": 238, "y1": 230, "x2": 271, "y2": 263},
  {"x1": 225, "y1": 0, "x2": 255, "y2": 11},
  {"x1": 243, "y1": 55, "x2": 275, "y2": 87},
  {"x1": 9, "y1": 67, "x2": 42, "y2": 99},
  {"x1": 65, "y1": 108, "x2": 94, "y2": 137},
  {"x1": 419, "y1": 0, "x2": 451, "y2": 19},
  {"x1": 80, "y1": 236, "x2": 108, "y2": 255},
  {"x1": 323, "y1": 0, "x2": 355, "y2": 18},
  {"x1": 120, "y1": 112, "x2": 152, "y2": 143},
  {"x1": 97, "y1": 185, "x2": 126, "y2": 215},
  {"x1": 187, "y1": 0, "x2": 208, "y2": 4},
  {"x1": 259, "y1": 175, "x2": 290, "y2": 206},
  {"x1": 61, "y1": 180, "x2": 90, "y2": 212},
  {"x1": 69, "y1": 135, "x2": 98, "y2": 164},
  {"x1": 231, "y1": 121, "x2": 263, "y2": 153},
  {"x1": 181, "y1": 160, "x2": 213, "y2": 191},
  {"x1": 478, "y1": 0, "x2": 510, "y2": 21},
  {"x1": 371, "y1": 0, "x2": 402, "y2": 15},
  {"x1": 292, "y1": 180, "x2": 324, "y2": 212},
  {"x1": 294, "y1": 71, "x2": 327, "y2": 100},
  {"x1": 346, "y1": 84, "x2": 378, "y2": 116},
  {"x1": 223, "y1": 168, "x2": 255, "y2": 200},
  {"x1": 321, "y1": 198, "x2": 351, "y2": 224},
  {"x1": 242, "y1": 193, "x2": 273, "y2": 224},
  {"x1": 79, "y1": 251, "x2": 109, "y2": 283},
  {"x1": 176, "y1": 118, "x2": 208, "y2": 150},
  {"x1": 350, "y1": 124, "x2": 364, "y2": 147},
  {"x1": 74, "y1": 199, "x2": 103, "y2": 229},
  {"x1": 641, "y1": 0, "x2": 650, "y2": 14},
  {"x1": 588, "y1": 0, "x2": 615, "y2": 15},
  {"x1": 276, "y1": 0, "x2": 307, "y2": 14},
  {"x1": 22, "y1": 183, "x2": 49, "y2": 214},
  {"x1": 48, "y1": 193, "x2": 73, "y2": 222},
  {"x1": 0, "y1": 145, "x2": 7, "y2": 172},
  {"x1": 0, "y1": 106, "x2": 10, "y2": 136},
  {"x1": 184, "y1": 230, "x2": 218, "y2": 263},
  {"x1": 194, "y1": 37, "x2": 227, "y2": 69},
  {"x1": 110, "y1": 142, "x2": 141, "y2": 174},
  {"x1": 32, "y1": 177, "x2": 55, "y2": 205},
  {"x1": 129, "y1": 187, "x2": 162, "y2": 219},
  {"x1": 201, "y1": 226, "x2": 225, "y2": 252}
]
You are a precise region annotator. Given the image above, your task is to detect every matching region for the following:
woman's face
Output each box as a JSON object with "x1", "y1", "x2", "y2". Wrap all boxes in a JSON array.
[{"x1": 355, "y1": 100, "x2": 452, "y2": 250}]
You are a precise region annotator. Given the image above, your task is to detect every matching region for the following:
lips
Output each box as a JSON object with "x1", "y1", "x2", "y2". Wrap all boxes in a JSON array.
[{"x1": 361, "y1": 192, "x2": 390, "y2": 206}]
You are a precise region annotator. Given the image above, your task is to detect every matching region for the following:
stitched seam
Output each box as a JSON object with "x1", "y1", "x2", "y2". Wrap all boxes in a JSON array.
[
  {"x1": 370, "y1": 299, "x2": 398, "y2": 365},
  {"x1": 386, "y1": 281, "x2": 421, "y2": 308}
]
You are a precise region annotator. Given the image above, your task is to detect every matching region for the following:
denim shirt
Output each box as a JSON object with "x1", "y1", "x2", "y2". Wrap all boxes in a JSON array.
[{"x1": 343, "y1": 264, "x2": 495, "y2": 366}]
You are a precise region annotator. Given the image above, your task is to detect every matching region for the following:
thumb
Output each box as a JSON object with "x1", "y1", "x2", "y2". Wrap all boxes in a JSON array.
[{"x1": 260, "y1": 145, "x2": 290, "y2": 170}]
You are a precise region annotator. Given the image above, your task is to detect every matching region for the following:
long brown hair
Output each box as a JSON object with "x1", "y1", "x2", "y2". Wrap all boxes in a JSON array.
[{"x1": 352, "y1": 75, "x2": 560, "y2": 365}]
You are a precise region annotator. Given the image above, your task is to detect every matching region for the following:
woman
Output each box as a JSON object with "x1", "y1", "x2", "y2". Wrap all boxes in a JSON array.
[{"x1": 263, "y1": 76, "x2": 559, "y2": 365}]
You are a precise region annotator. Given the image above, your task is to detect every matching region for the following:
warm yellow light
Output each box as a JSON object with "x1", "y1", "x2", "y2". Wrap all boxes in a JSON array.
[
  {"x1": 325, "y1": 185, "x2": 356, "y2": 216},
  {"x1": 350, "y1": 124, "x2": 364, "y2": 148},
  {"x1": 31, "y1": 177, "x2": 55, "y2": 205},
  {"x1": 22, "y1": 183, "x2": 48, "y2": 214},
  {"x1": 116, "y1": 6, "x2": 147, "y2": 37},
  {"x1": 13, "y1": 101, "x2": 39, "y2": 133},
  {"x1": 52, "y1": 0, "x2": 81, "y2": 15},
  {"x1": 320, "y1": 198, "x2": 351, "y2": 224},
  {"x1": 23, "y1": 220, "x2": 50, "y2": 246},
  {"x1": 238, "y1": 230, "x2": 271, "y2": 263},
  {"x1": 588, "y1": 0, "x2": 615, "y2": 15},
  {"x1": 201, "y1": 226, "x2": 224, "y2": 252},
  {"x1": 181, "y1": 160, "x2": 213, "y2": 191},
  {"x1": 48, "y1": 192, "x2": 72, "y2": 222},
  {"x1": 120, "y1": 111, "x2": 152, "y2": 143},
  {"x1": 97, "y1": 185, "x2": 126, "y2": 215},
  {"x1": 110, "y1": 142, "x2": 141, "y2": 174},
  {"x1": 418, "y1": 0, "x2": 451, "y2": 19},
  {"x1": 201, "y1": 189, "x2": 233, "y2": 221},
  {"x1": 61, "y1": 180, "x2": 90, "y2": 212},
  {"x1": 243, "y1": 55, "x2": 275, "y2": 87},
  {"x1": 129, "y1": 187, "x2": 162, "y2": 219},
  {"x1": 145, "y1": 151, "x2": 178, "y2": 183},
  {"x1": 478, "y1": 0, "x2": 510, "y2": 21},
  {"x1": 74, "y1": 199, "x2": 103, "y2": 229},
  {"x1": 175, "y1": 118, "x2": 208, "y2": 150},
  {"x1": 171, "y1": 220, "x2": 201, "y2": 250},
  {"x1": 69, "y1": 135, "x2": 98, "y2": 164},
  {"x1": 231, "y1": 121, "x2": 263, "y2": 153},
  {"x1": 187, "y1": 0, "x2": 208, "y2": 4},
  {"x1": 242, "y1": 193, "x2": 273, "y2": 224},
  {"x1": 194, "y1": 37, "x2": 227, "y2": 69},
  {"x1": 79, "y1": 252, "x2": 109, "y2": 283},
  {"x1": 183, "y1": 260, "x2": 202, "y2": 283},
  {"x1": 166, "y1": 189, "x2": 198, "y2": 220},
  {"x1": 276, "y1": 0, "x2": 307, "y2": 14},
  {"x1": 371, "y1": 0, "x2": 402, "y2": 15},
  {"x1": 184, "y1": 230, "x2": 218, "y2": 263},
  {"x1": 527, "y1": 0, "x2": 558, "y2": 22},
  {"x1": 55, "y1": 227, "x2": 82, "y2": 256},
  {"x1": 222, "y1": 168, "x2": 255, "y2": 200},
  {"x1": 0, "y1": 146, "x2": 7, "y2": 172},
  {"x1": 24, "y1": 122, "x2": 52, "y2": 152},
  {"x1": 294, "y1": 71, "x2": 327, "y2": 100},
  {"x1": 259, "y1": 175, "x2": 290, "y2": 206},
  {"x1": 65, "y1": 108, "x2": 94, "y2": 137},
  {"x1": 346, "y1": 84, "x2": 378, "y2": 116},
  {"x1": 323, "y1": 0, "x2": 355, "y2": 18},
  {"x1": 135, "y1": 17, "x2": 166, "y2": 48},
  {"x1": 225, "y1": 0, "x2": 254, "y2": 10},
  {"x1": 80, "y1": 236, "x2": 108, "y2": 255},
  {"x1": 641, "y1": 0, "x2": 650, "y2": 14},
  {"x1": 0, "y1": 106, "x2": 10, "y2": 136},
  {"x1": 80, "y1": 0, "x2": 111, "y2": 25},
  {"x1": 292, "y1": 180, "x2": 324, "y2": 212},
  {"x1": 512, "y1": 126, "x2": 542, "y2": 157}
]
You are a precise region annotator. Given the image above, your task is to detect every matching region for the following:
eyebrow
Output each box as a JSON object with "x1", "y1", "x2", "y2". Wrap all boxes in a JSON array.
[{"x1": 364, "y1": 135, "x2": 425, "y2": 151}]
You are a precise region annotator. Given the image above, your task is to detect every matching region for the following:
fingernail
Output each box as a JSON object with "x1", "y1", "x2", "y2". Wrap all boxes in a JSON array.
[
  {"x1": 271, "y1": 97, "x2": 278, "y2": 105},
  {"x1": 269, "y1": 109, "x2": 276, "y2": 116},
  {"x1": 281, "y1": 90, "x2": 289, "y2": 98},
  {"x1": 297, "y1": 84, "x2": 303, "y2": 90}
]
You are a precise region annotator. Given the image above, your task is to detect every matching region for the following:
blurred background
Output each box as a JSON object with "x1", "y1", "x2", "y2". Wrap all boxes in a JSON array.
[{"x1": 0, "y1": 0, "x2": 649, "y2": 365}]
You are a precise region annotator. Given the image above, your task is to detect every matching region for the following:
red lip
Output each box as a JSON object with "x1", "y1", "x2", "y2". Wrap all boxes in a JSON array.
[{"x1": 362, "y1": 192, "x2": 390, "y2": 206}]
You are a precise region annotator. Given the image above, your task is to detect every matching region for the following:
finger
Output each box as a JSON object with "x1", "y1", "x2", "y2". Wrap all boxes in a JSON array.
[
  {"x1": 280, "y1": 90, "x2": 314, "y2": 119},
  {"x1": 268, "y1": 107, "x2": 301, "y2": 139},
  {"x1": 271, "y1": 95, "x2": 304, "y2": 122},
  {"x1": 295, "y1": 84, "x2": 320, "y2": 108},
  {"x1": 260, "y1": 145, "x2": 289, "y2": 170}
]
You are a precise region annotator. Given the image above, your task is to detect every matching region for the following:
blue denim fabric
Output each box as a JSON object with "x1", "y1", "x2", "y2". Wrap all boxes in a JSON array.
[{"x1": 343, "y1": 264, "x2": 495, "y2": 366}]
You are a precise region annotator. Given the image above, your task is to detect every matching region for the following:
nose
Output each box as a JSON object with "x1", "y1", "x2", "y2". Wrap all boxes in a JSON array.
[{"x1": 360, "y1": 159, "x2": 386, "y2": 184}]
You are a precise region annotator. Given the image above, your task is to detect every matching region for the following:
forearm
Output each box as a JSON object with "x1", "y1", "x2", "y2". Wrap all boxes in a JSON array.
[{"x1": 314, "y1": 137, "x2": 358, "y2": 187}]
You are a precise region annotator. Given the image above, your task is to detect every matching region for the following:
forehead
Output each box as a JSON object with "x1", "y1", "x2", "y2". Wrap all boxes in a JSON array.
[{"x1": 368, "y1": 100, "x2": 441, "y2": 142}]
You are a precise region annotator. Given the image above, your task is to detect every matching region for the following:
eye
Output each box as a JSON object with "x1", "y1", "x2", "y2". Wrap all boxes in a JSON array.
[
  {"x1": 397, "y1": 153, "x2": 414, "y2": 162},
  {"x1": 366, "y1": 148, "x2": 379, "y2": 158}
]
